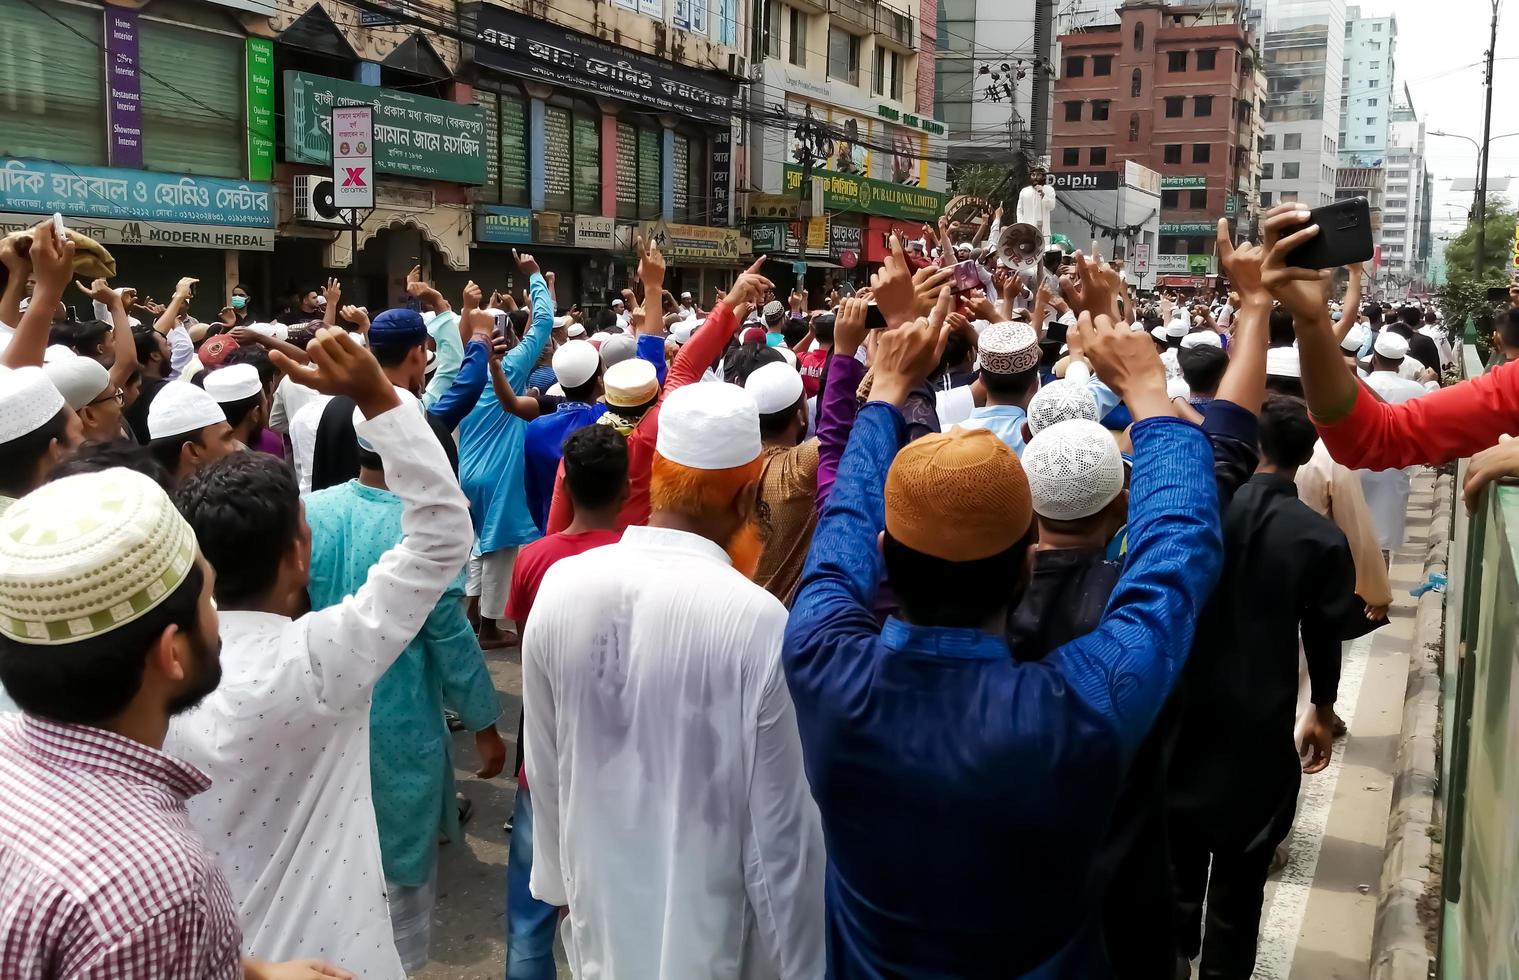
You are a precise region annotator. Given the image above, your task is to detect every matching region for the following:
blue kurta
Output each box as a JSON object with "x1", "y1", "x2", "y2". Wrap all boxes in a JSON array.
[
  {"x1": 458, "y1": 274, "x2": 555, "y2": 552},
  {"x1": 782, "y1": 402, "x2": 1223, "y2": 977},
  {"x1": 523, "y1": 401, "x2": 607, "y2": 533},
  {"x1": 305, "y1": 480, "x2": 502, "y2": 887}
]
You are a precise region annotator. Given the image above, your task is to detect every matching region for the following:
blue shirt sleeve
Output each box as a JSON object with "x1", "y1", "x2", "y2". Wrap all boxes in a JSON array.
[
  {"x1": 504, "y1": 274, "x2": 554, "y2": 390},
  {"x1": 1086, "y1": 376, "x2": 1122, "y2": 423},
  {"x1": 636, "y1": 332, "x2": 669, "y2": 387},
  {"x1": 424, "y1": 311, "x2": 465, "y2": 408},
  {"x1": 1048, "y1": 416, "x2": 1224, "y2": 759},
  {"x1": 427, "y1": 337, "x2": 490, "y2": 432}
]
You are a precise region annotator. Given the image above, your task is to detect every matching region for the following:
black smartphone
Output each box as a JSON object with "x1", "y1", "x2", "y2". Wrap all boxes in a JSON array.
[
  {"x1": 1284, "y1": 197, "x2": 1374, "y2": 270},
  {"x1": 865, "y1": 302, "x2": 888, "y2": 330},
  {"x1": 1042, "y1": 249, "x2": 1063, "y2": 274}
]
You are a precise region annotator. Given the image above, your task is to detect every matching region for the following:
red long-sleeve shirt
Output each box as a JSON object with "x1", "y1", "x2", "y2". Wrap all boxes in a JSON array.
[
  {"x1": 1317, "y1": 360, "x2": 1519, "y2": 470},
  {"x1": 545, "y1": 301, "x2": 741, "y2": 533}
]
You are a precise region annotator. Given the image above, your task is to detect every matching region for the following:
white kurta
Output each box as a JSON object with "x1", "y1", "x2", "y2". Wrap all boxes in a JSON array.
[
  {"x1": 165, "y1": 405, "x2": 472, "y2": 979},
  {"x1": 522, "y1": 525, "x2": 825, "y2": 980},
  {"x1": 1016, "y1": 183, "x2": 1056, "y2": 237},
  {"x1": 287, "y1": 393, "x2": 335, "y2": 494},
  {"x1": 1358, "y1": 370, "x2": 1430, "y2": 552}
]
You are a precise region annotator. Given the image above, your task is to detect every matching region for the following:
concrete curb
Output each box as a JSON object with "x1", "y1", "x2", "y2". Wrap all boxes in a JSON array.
[{"x1": 1370, "y1": 471, "x2": 1449, "y2": 980}]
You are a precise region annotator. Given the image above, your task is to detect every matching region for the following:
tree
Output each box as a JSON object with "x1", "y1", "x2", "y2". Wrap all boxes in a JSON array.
[
  {"x1": 948, "y1": 162, "x2": 1018, "y2": 209},
  {"x1": 1442, "y1": 204, "x2": 1517, "y2": 285}
]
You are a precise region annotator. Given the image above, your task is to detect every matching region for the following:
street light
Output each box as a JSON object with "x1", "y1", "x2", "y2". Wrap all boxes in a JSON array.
[{"x1": 1430, "y1": 128, "x2": 1519, "y2": 276}]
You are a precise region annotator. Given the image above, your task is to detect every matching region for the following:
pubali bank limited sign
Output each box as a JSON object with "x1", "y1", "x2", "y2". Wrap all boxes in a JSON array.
[{"x1": 783, "y1": 165, "x2": 945, "y2": 223}]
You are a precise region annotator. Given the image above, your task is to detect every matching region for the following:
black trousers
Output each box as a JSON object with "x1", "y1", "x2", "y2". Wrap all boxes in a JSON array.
[{"x1": 1169, "y1": 807, "x2": 1294, "y2": 980}]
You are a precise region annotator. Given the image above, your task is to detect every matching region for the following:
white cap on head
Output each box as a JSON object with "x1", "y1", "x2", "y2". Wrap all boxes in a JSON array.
[
  {"x1": 147, "y1": 381, "x2": 227, "y2": 439},
  {"x1": 776, "y1": 346, "x2": 798, "y2": 369},
  {"x1": 566, "y1": 322, "x2": 586, "y2": 338},
  {"x1": 599, "y1": 333, "x2": 637, "y2": 369},
  {"x1": 353, "y1": 387, "x2": 421, "y2": 452},
  {"x1": 670, "y1": 318, "x2": 697, "y2": 345},
  {"x1": 656, "y1": 382, "x2": 762, "y2": 470},
  {"x1": 1027, "y1": 378, "x2": 1099, "y2": 435},
  {"x1": 745, "y1": 360, "x2": 804, "y2": 415},
  {"x1": 552, "y1": 339, "x2": 601, "y2": 389},
  {"x1": 604, "y1": 357, "x2": 660, "y2": 408},
  {"x1": 1265, "y1": 345, "x2": 1301, "y2": 379},
  {"x1": 1373, "y1": 331, "x2": 1409, "y2": 360},
  {"x1": 1165, "y1": 319, "x2": 1189, "y2": 339},
  {"x1": 202, "y1": 363, "x2": 262, "y2": 403},
  {"x1": 1167, "y1": 375, "x2": 1192, "y2": 400},
  {"x1": 1340, "y1": 324, "x2": 1368, "y2": 353},
  {"x1": 44, "y1": 356, "x2": 111, "y2": 412},
  {"x1": 43, "y1": 344, "x2": 77, "y2": 364},
  {"x1": 0, "y1": 366, "x2": 67, "y2": 442},
  {"x1": 611, "y1": 297, "x2": 625, "y2": 308},
  {"x1": 1022, "y1": 418, "x2": 1126, "y2": 521},
  {"x1": 1150, "y1": 325, "x2": 1168, "y2": 342},
  {"x1": 1179, "y1": 330, "x2": 1222, "y2": 350}
]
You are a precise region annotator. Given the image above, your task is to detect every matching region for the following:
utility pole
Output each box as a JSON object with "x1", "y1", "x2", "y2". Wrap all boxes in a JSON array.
[{"x1": 1474, "y1": 0, "x2": 1500, "y2": 281}]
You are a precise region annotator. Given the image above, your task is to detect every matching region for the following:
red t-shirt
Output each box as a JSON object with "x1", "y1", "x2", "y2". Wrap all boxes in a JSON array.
[{"x1": 798, "y1": 348, "x2": 827, "y2": 397}]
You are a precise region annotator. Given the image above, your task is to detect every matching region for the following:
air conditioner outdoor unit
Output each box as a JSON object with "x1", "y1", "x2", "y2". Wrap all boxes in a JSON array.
[
  {"x1": 293, "y1": 174, "x2": 348, "y2": 227},
  {"x1": 726, "y1": 51, "x2": 751, "y2": 82}
]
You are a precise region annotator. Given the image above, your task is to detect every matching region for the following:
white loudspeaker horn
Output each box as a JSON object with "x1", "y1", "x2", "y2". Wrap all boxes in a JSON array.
[{"x1": 997, "y1": 222, "x2": 1044, "y2": 270}]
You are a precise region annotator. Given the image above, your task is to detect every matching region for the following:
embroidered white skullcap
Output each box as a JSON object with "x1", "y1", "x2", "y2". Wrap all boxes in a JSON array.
[
  {"x1": 745, "y1": 360, "x2": 804, "y2": 415},
  {"x1": 604, "y1": 358, "x2": 659, "y2": 408},
  {"x1": 0, "y1": 468, "x2": 198, "y2": 644},
  {"x1": 43, "y1": 344, "x2": 78, "y2": 364},
  {"x1": 656, "y1": 382, "x2": 761, "y2": 470},
  {"x1": 1373, "y1": 331, "x2": 1409, "y2": 360},
  {"x1": 353, "y1": 386, "x2": 421, "y2": 453},
  {"x1": 566, "y1": 322, "x2": 586, "y2": 338},
  {"x1": 1027, "y1": 378, "x2": 1099, "y2": 435},
  {"x1": 202, "y1": 363, "x2": 262, "y2": 403},
  {"x1": 44, "y1": 355, "x2": 111, "y2": 411},
  {"x1": 1179, "y1": 331, "x2": 1222, "y2": 350},
  {"x1": 978, "y1": 321, "x2": 1040, "y2": 375},
  {"x1": 1265, "y1": 346, "x2": 1301, "y2": 379},
  {"x1": 147, "y1": 380, "x2": 226, "y2": 440},
  {"x1": 552, "y1": 339, "x2": 601, "y2": 389},
  {"x1": 1022, "y1": 418, "x2": 1126, "y2": 521},
  {"x1": 0, "y1": 366, "x2": 67, "y2": 443},
  {"x1": 1340, "y1": 324, "x2": 1368, "y2": 353}
]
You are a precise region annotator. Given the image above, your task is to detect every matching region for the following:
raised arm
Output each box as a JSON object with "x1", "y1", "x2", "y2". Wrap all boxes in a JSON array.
[
  {"x1": 232, "y1": 325, "x2": 311, "y2": 366},
  {"x1": 77, "y1": 279, "x2": 139, "y2": 388},
  {"x1": 0, "y1": 220, "x2": 72, "y2": 369},
  {"x1": 1213, "y1": 220, "x2": 1270, "y2": 416},
  {"x1": 427, "y1": 311, "x2": 495, "y2": 431},
  {"x1": 815, "y1": 297, "x2": 869, "y2": 511},
  {"x1": 321, "y1": 277, "x2": 341, "y2": 327},
  {"x1": 153, "y1": 278, "x2": 195, "y2": 337},
  {"x1": 1333, "y1": 264, "x2": 1363, "y2": 343},
  {"x1": 502, "y1": 253, "x2": 554, "y2": 389},
  {"x1": 0, "y1": 232, "x2": 30, "y2": 329}
]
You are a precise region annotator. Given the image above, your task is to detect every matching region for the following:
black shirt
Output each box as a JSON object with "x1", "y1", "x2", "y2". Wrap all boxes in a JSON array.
[
  {"x1": 309, "y1": 395, "x2": 458, "y2": 491},
  {"x1": 124, "y1": 376, "x2": 168, "y2": 444}
]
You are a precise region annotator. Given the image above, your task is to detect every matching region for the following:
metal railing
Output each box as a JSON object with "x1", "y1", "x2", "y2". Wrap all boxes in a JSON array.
[{"x1": 825, "y1": 0, "x2": 916, "y2": 49}]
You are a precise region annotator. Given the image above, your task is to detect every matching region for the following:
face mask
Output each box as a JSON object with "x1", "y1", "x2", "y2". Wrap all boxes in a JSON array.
[{"x1": 231, "y1": 295, "x2": 247, "y2": 310}]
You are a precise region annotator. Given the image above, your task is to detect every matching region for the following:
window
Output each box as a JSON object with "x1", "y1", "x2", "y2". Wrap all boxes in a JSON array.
[
  {"x1": 1165, "y1": 96, "x2": 1184, "y2": 118},
  {"x1": 1262, "y1": 134, "x2": 1276, "y2": 151},
  {"x1": 1065, "y1": 55, "x2": 1086, "y2": 77},
  {"x1": 764, "y1": 0, "x2": 781, "y2": 58},
  {"x1": 1161, "y1": 189, "x2": 1180, "y2": 207},
  {"x1": 1283, "y1": 133, "x2": 1302, "y2": 150},
  {"x1": 1062, "y1": 147, "x2": 1080, "y2": 166},
  {"x1": 1163, "y1": 143, "x2": 1182, "y2": 163},
  {"x1": 141, "y1": 21, "x2": 244, "y2": 177},
  {"x1": 1262, "y1": 163, "x2": 1274, "y2": 179},
  {"x1": 1368, "y1": 97, "x2": 1378, "y2": 106},
  {"x1": 1128, "y1": 113, "x2": 1140, "y2": 142},
  {"x1": 872, "y1": 47, "x2": 905, "y2": 100},
  {"x1": 1092, "y1": 99, "x2": 1110, "y2": 121},
  {"x1": 1189, "y1": 189, "x2": 1207, "y2": 208},
  {"x1": 1282, "y1": 162, "x2": 1299, "y2": 179},
  {"x1": 0, "y1": 0, "x2": 105, "y2": 165},
  {"x1": 827, "y1": 27, "x2": 859, "y2": 83},
  {"x1": 1192, "y1": 143, "x2": 1210, "y2": 163},
  {"x1": 1373, "y1": 21, "x2": 1383, "y2": 30},
  {"x1": 1094, "y1": 55, "x2": 1113, "y2": 76},
  {"x1": 1280, "y1": 191, "x2": 1298, "y2": 204},
  {"x1": 1131, "y1": 68, "x2": 1142, "y2": 97},
  {"x1": 1260, "y1": 191, "x2": 1273, "y2": 206},
  {"x1": 1364, "y1": 135, "x2": 1375, "y2": 144},
  {"x1": 1134, "y1": 22, "x2": 1144, "y2": 50},
  {"x1": 1193, "y1": 95, "x2": 1213, "y2": 117},
  {"x1": 788, "y1": 6, "x2": 807, "y2": 66},
  {"x1": 1168, "y1": 51, "x2": 1187, "y2": 71},
  {"x1": 1196, "y1": 48, "x2": 1216, "y2": 70},
  {"x1": 1369, "y1": 61, "x2": 1380, "y2": 69},
  {"x1": 1090, "y1": 146, "x2": 1107, "y2": 165},
  {"x1": 1064, "y1": 100, "x2": 1083, "y2": 122}
]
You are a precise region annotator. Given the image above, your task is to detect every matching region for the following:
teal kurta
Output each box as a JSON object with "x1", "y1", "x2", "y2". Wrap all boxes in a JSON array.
[
  {"x1": 458, "y1": 273, "x2": 555, "y2": 552},
  {"x1": 305, "y1": 479, "x2": 502, "y2": 886}
]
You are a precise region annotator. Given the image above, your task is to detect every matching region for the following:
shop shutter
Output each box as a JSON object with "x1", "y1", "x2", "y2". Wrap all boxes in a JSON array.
[
  {"x1": 139, "y1": 20, "x2": 243, "y2": 177},
  {"x1": 0, "y1": 0, "x2": 106, "y2": 165}
]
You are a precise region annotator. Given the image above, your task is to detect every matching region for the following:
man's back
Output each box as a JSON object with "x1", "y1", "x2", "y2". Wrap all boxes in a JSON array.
[{"x1": 521, "y1": 525, "x2": 824, "y2": 979}]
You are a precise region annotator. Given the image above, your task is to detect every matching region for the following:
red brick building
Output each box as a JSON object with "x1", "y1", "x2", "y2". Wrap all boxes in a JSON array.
[{"x1": 1053, "y1": 1, "x2": 1262, "y2": 257}]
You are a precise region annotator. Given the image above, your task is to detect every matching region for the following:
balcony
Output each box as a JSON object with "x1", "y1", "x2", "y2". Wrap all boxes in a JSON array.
[{"x1": 828, "y1": 0, "x2": 915, "y2": 49}]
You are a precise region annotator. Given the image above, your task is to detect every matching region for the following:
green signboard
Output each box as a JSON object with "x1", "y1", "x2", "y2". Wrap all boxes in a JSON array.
[
  {"x1": 616, "y1": 123, "x2": 637, "y2": 216},
  {"x1": 573, "y1": 115, "x2": 600, "y2": 212},
  {"x1": 1160, "y1": 222, "x2": 1215, "y2": 235},
  {"x1": 283, "y1": 70, "x2": 486, "y2": 184},
  {"x1": 749, "y1": 222, "x2": 785, "y2": 253},
  {"x1": 478, "y1": 95, "x2": 500, "y2": 200},
  {"x1": 245, "y1": 38, "x2": 275, "y2": 182},
  {"x1": 637, "y1": 128, "x2": 661, "y2": 218},
  {"x1": 1224, "y1": 191, "x2": 1237, "y2": 216},
  {"x1": 543, "y1": 106, "x2": 572, "y2": 212},
  {"x1": 783, "y1": 165, "x2": 947, "y2": 223},
  {"x1": 673, "y1": 134, "x2": 689, "y2": 219},
  {"x1": 499, "y1": 94, "x2": 527, "y2": 205},
  {"x1": 1161, "y1": 175, "x2": 1207, "y2": 189}
]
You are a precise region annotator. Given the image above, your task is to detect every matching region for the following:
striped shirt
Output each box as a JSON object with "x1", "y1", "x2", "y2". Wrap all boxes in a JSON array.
[{"x1": 0, "y1": 715, "x2": 242, "y2": 979}]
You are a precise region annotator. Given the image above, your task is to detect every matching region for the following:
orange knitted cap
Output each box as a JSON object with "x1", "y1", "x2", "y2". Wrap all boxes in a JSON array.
[{"x1": 884, "y1": 428, "x2": 1033, "y2": 561}]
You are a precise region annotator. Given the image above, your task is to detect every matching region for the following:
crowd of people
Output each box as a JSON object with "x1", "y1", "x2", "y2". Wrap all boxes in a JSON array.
[{"x1": 0, "y1": 198, "x2": 1514, "y2": 980}]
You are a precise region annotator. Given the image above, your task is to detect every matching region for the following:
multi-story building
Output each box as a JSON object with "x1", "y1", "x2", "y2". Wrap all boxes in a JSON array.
[
  {"x1": 1385, "y1": 96, "x2": 1432, "y2": 286},
  {"x1": 749, "y1": 0, "x2": 948, "y2": 288},
  {"x1": 1053, "y1": 1, "x2": 1263, "y2": 278},
  {"x1": 1258, "y1": 0, "x2": 1346, "y2": 209},
  {"x1": 934, "y1": 0, "x2": 1054, "y2": 165},
  {"x1": 1338, "y1": 6, "x2": 1395, "y2": 166}
]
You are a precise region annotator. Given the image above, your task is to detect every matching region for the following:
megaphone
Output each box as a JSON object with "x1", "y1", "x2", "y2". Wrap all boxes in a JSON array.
[{"x1": 997, "y1": 222, "x2": 1044, "y2": 270}]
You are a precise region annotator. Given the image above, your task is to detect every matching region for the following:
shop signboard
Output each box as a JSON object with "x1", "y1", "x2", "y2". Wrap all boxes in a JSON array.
[
  {"x1": 245, "y1": 38, "x2": 276, "y2": 181},
  {"x1": 749, "y1": 222, "x2": 785, "y2": 253},
  {"x1": 283, "y1": 71, "x2": 486, "y2": 184},
  {"x1": 0, "y1": 158, "x2": 272, "y2": 227},
  {"x1": 1160, "y1": 176, "x2": 1208, "y2": 189},
  {"x1": 805, "y1": 216, "x2": 829, "y2": 256},
  {"x1": 0, "y1": 211, "x2": 272, "y2": 250},
  {"x1": 331, "y1": 105, "x2": 374, "y2": 210},
  {"x1": 745, "y1": 193, "x2": 799, "y2": 221},
  {"x1": 476, "y1": 204, "x2": 533, "y2": 244},
  {"x1": 533, "y1": 211, "x2": 573, "y2": 246},
  {"x1": 574, "y1": 215, "x2": 614, "y2": 249},
  {"x1": 640, "y1": 220, "x2": 742, "y2": 265},
  {"x1": 1125, "y1": 160, "x2": 1160, "y2": 196},
  {"x1": 1187, "y1": 254, "x2": 1216, "y2": 275},
  {"x1": 103, "y1": 8, "x2": 142, "y2": 169},
  {"x1": 829, "y1": 221, "x2": 863, "y2": 255},
  {"x1": 1134, "y1": 243, "x2": 1150, "y2": 273},
  {"x1": 710, "y1": 128, "x2": 732, "y2": 225},
  {"x1": 783, "y1": 164, "x2": 945, "y2": 223},
  {"x1": 1154, "y1": 254, "x2": 1191, "y2": 275},
  {"x1": 1159, "y1": 222, "x2": 1215, "y2": 235},
  {"x1": 1048, "y1": 170, "x2": 1119, "y2": 192},
  {"x1": 474, "y1": 5, "x2": 737, "y2": 126}
]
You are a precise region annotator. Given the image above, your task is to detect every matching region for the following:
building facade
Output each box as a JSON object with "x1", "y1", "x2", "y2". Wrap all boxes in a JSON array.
[
  {"x1": 1337, "y1": 6, "x2": 1394, "y2": 166},
  {"x1": 1385, "y1": 98, "x2": 1432, "y2": 287},
  {"x1": 1258, "y1": 0, "x2": 1345, "y2": 209},
  {"x1": 1053, "y1": 1, "x2": 1262, "y2": 283},
  {"x1": 934, "y1": 0, "x2": 1053, "y2": 165}
]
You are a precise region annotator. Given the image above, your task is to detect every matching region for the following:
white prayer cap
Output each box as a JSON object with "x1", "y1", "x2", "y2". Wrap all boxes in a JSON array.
[
  {"x1": 978, "y1": 321, "x2": 1040, "y2": 375},
  {"x1": 0, "y1": 468, "x2": 199, "y2": 644},
  {"x1": 566, "y1": 322, "x2": 586, "y2": 339},
  {"x1": 745, "y1": 360, "x2": 804, "y2": 415},
  {"x1": 0, "y1": 366, "x2": 67, "y2": 442},
  {"x1": 1022, "y1": 419, "x2": 1126, "y2": 521},
  {"x1": 656, "y1": 382, "x2": 761, "y2": 470},
  {"x1": 611, "y1": 297, "x2": 625, "y2": 308},
  {"x1": 670, "y1": 318, "x2": 697, "y2": 345},
  {"x1": 424, "y1": 348, "x2": 439, "y2": 378},
  {"x1": 43, "y1": 344, "x2": 78, "y2": 364},
  {"x1": 1179, "y1": 331, "x2": 1222, "y2": 350},
  {"x1": 353, "y1": 387, "x2": 420, "y2": 453},
  {"x1": 776, "y1": 346, "x2": 798, "y2": 369},
  {"x1": 599, "y1": 333, "x2": 637, "y2": 369},
  {"x1": 1167, "y1": 375, "x2": 1192, "y2": 400},
  {"x1": 1150, "y1": 325, "x2": 1168, "y2": 342},
  {"x1": 202, "y1": 363, "x2": 262, "y2": 403},
  {"x1": 44, "y1": 356, "x2": 111, "y2": 411},
  {"x1": 1265, "y1": 346, "x2": 1301, "y2": 379},
  {"x1": 1027, "y1": 378, "x2": 1099, "y2": 435},
  {"x1": 1165, "y1": 318, "x2": 1189, "y2": 339},
  {"x1": 1340, "y1": 324, "x2": 1368, "y2": 353},
  {"x1": 604, "y1": 357, "x2": 659, "y2": 408},
  {"x1": 552, "y1": 339, "x2": 601, "y2": 388},
  {"x1": 147, "y1": 381, "x2": 227, "y2": 440},
  {"x1": 1130, "y1": 320, "x2": 1147, "y2": 332},
  {"x1": 1373, "y1": 331, "x2": 1408, "y2": 360}
]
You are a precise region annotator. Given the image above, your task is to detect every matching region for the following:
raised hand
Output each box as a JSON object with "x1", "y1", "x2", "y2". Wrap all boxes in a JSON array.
[
  {"x1": 726, "y1": 256, "x2": 774, "y2": 309},
  {"x1": 174, "y1": 276, "x2": 198, "y2": 299},
  {"x1": 869, "y1": 234, "x2": 917, "y2": 330},
  {"x1": 405, "y1": 265, "x2": 426, "y2": 297},
  {"x1": 27, "y1": 219, "x2": 75, "y2": 299},
  {"x1": 76, "y1": 278, "x2": 120, "y2": 307},
  {"x1": 1216, "y1": 219, "x2": 1266, "y2": 300},
  {"x1": 1074, "y1": 250, "x2": 1123, "y2": 321},
  {"x1": 910, "y1": 263, "x2": 955, "y2": 318},
  {"x1": 834, "y1": 295, "x2": 870, "y2": 357},
  {"x1": 1076, "y1": 310, "x2": 1169, "y2": 421},
  {"x1": 339, "y1": 305, "x2": 370, "y2": 333},
  {"x1": 462, "y1": 280, "x2": 482, "y2": 313},
  {"x1": 871, "y1": 285, "x2": 953, "y2": 407},
  {"x1": 1260, "y1": 204, "x2": 1332, "y2": 325},
  {"x1": 637, "y1": 236, "x2": 665, "y2": 286},
  {"x1": 271, "y1": 327, "x2": 399, "y2": 419},
  {"x1": 323, "y1": 277, "x2": 341, "y2": 307},
  {"x1": 514, "y1": 249, "x2": 541, "y2": 277}
]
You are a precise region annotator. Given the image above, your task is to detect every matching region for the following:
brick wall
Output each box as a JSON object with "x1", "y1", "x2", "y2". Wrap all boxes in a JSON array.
[{"x1": 917, "y1": 0, "x2": 936, "y2": 117}]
